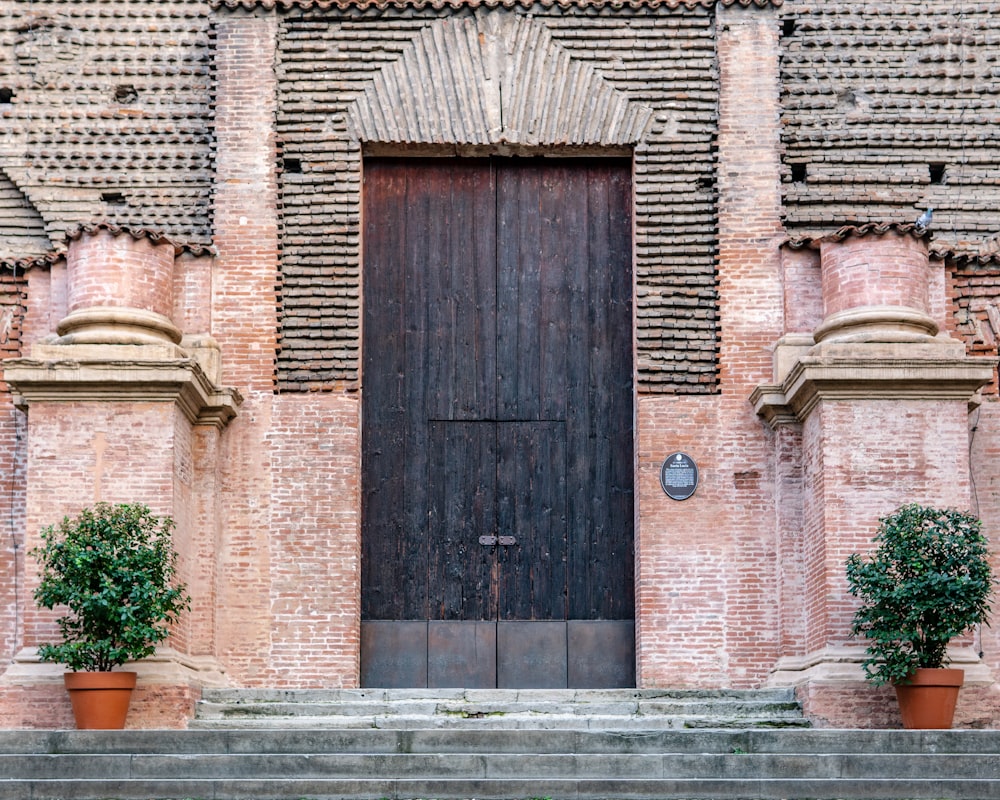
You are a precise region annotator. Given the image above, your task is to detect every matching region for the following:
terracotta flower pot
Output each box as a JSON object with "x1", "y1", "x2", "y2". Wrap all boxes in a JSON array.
[
  {"x1": 893, "y1": 667, "x2": 964, "y2": 729},
  {"x1": 64, "y1": 671, "x2": 137, "y2": 729}
]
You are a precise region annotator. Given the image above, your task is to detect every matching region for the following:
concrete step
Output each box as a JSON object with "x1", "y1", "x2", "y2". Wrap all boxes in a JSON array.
[
  {"x1": 191, "y1": 687, "x2": 810, "y2": 730},
  {"x1": 2, "y1": 729, "x2": 1000, "y2": 799}
]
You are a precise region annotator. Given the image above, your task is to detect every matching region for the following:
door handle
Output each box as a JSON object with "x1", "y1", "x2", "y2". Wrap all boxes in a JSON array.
[{"x1": 478, "y1": 535, "x2": 517, "y2": 546}]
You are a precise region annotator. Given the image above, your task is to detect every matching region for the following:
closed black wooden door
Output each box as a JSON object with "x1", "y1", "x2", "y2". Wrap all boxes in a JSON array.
[{"x1": 361, "y1": 158, "x2": 634, "y2": 687}]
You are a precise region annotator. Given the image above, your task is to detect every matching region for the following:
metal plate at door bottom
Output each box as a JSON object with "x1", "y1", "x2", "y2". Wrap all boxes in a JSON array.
[
  {"x1": 567, "y1": 620, "x2": 636, "y2": 688},
  {"x1": 360, "y1": 621, "x2": 428, "y2": 688},
  {"x1": 362, "y1": 619, "x2": 636, "y2": 689},
  {"x1": 497, "y1": 621, "x2": 567, "y2": 689},
  {"x1": 428, "y1": 621, "x2": 497, "y2": 688}
]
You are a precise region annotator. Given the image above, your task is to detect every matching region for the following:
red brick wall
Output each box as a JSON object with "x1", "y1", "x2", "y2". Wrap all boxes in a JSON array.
[
  {"x1": 802, "y1": 400, "x2": 975, "y2": 652},
  {"x1": 172, "y1": 253, "x2": 214, "y2": 336},
  {"x1": 781, "y1": 248, "x2": 823, "y2": 336},
  {"x1": 773, "y1": 425, "x2": 807, "y2": 654},
  {"x1": 21, "y1": 262, "x2": 61, "y2": 350},
  {"x1": 20, "y1": 401, "x2": 181, "y2": 648},
  {"x1": 4, "y1": 1, "x2": 1000, "y2": 733},
  {"x1": 713, "y1": 4, "x2": 785, "y2": 686},
  {"x1": 635, "y1": 6, "x2": 786, "y2": 689},
  {"x1": 952, "y1": 264, "x2": 1000, "y2": 396},
  {"x1": 1, "y1": 225, "x2": 231, "y2": 726},
  {"x1": 967, "y1": 398, "x2": 1000, "y2": 699},
  {"x1": 64, "y1": 230, "x2": 176, "y2": 318},
  {"x1": 211, "y1": 7, "x2": 283, "y2": 686},
  {"x1": 636, "y1": 396, "x2": 730, "y2": 686},
  {"x1": 819, "y1": 233, "x2": 931, "y2": 319},
  {"x1": 265, "y1": 394, "x2": 361, "y2": 686}
]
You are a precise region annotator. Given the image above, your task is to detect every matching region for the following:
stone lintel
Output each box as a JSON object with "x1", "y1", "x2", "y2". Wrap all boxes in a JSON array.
[
  {"x1": 751, "y1": 345, "x2": 996, "y2": 429},
  {"x1": 3, "y1": 357, "x2": 243, "y2": 429}
]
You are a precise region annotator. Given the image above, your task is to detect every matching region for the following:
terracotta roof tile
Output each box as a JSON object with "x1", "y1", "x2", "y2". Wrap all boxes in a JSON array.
[
  {"x1": 785, "y1": 221, "x2": 932, "y2": 251},
  {"x1": 783, "y1": 220, "x2": 1000, "y2": 267},
  {"x1": 1, "y1": 223, "x2": 215, "y2": 272},
  {"x1": 65, "y1": 222, "x2": 215, "y2": 257}
]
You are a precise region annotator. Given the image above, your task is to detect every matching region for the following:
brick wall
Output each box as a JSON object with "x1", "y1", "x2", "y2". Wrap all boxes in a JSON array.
[
  {"x1": 636, "y1": 3, "x2": 785, "y2": 688},
  {"x1": 968, "y1": 399, "x2": 1000, "y2": 673},
  {"x1": 266, "y1": 394, "x2": 361, "y2": 686},
  {"x1": 20, "y1": 401, "x2": 183, "y2": 648},
  {"x1": 2, "y1": 0, "x2": 1000, "y2": 731},
  {"x1": 962, "y1": 265, "x2": 1000, "y2": 719},
  {"x1": 212, "y1": 6, "x2": 282, "y2": 685},
  {"x1": 0, "y1": 270, "x2": 26, "y2": 671},
  {"x1": 820, "y1": 234, "x2": 932, "y2": 321},
  {"x1": 0, "y1": 0, "x2": 215, "y2": 254},
  {"x1": 780, "y1": 0, "x2": 1000, "y2": 261},
  {"x1": 274, "y1": 6, "x2": 720, "y2": 392},
  {"x1": 953, "y1": 261, "x2": 1000, "y2": 395},
  {"x1": 63, "y1": 229, "x2": 176, "y2": 319},
  {"x1": 802, "y1": 400, "x2": 976, "y2": 653}
]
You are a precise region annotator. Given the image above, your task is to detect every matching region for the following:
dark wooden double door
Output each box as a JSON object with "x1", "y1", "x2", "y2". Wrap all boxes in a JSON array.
[{"x1": 361, "y1": 158, "x2": 634, "y2": 688}]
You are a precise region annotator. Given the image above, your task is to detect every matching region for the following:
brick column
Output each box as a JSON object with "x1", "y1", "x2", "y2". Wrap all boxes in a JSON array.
[
  {"x1": 57, "y1": 229, "x2": 181, "y2": 346},
  {"x1": 211, "y1": 6, "x2": 282, "y2": 685},
  {"x1": 753, "y1": 230, "x2": 995, "y2": 725},
  {"x1": 2, "y1": 227, "x2": 239, "y2": 727}
]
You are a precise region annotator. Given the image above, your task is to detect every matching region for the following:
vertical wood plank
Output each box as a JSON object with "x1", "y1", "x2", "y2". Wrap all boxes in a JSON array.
[
  {"x1": 606, "y1": 164, "x2": 636, "y2": 621},
  {"x1": 497, "y1": 421, "x2": 568, "y2": 621},
  {"x1": 363, "y1": 158, "x2": 497, "y2": 621},
  {"x1": 361, "y1": 160, "x2": 409, "y2": 620},
  {"x1": 427, "y1": 421, "x2": 497, "y2": 621}
]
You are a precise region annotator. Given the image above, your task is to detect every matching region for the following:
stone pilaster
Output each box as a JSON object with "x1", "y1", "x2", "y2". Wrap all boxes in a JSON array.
[
  {"x1": 2, "y1": 227, "x2": 239, "y2": 698},
  {"x1": 753, "y1": 229, "x2": 996, "y2": 720}
]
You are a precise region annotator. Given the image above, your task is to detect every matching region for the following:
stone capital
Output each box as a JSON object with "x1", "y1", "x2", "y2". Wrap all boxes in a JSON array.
[
  {"x1": 4, "y1": 355, "x2": 242, "y2": 429},
  {"x1": 751, "y1": 341, "x2": 996, "y2": 428}
]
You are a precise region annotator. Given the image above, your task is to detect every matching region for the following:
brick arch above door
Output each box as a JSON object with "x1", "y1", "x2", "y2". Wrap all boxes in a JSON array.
[
  {"x1": 275, "y1": 7, "x2": 720, "y2": 394},
  {"x1": 348, "y1": 12, "x2": 653, "y2": 148}
]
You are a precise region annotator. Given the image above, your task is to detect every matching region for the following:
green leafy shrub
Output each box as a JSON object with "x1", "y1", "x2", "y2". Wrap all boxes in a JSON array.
[
  {"x1": 846, "y1": 503, "x2": 995, "y2": 686},
  {"x1": 32, "y1": 502, "x2": 190, "y2": 672}
]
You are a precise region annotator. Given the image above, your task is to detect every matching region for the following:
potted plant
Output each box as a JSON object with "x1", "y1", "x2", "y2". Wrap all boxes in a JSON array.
[
  {"x1": 31, "y1": 502, "x2": 190, "y2": 729},
  {"x1": 846, "y1": 503, "x2": 995, "y2": 729}
]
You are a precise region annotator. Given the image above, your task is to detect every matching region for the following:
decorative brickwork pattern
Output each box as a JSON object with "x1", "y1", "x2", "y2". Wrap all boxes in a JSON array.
[
  {"x1": 0, "y1": 0, "x2": 214, "y2": 261},
  {"x1": 780, "y1": 1, "x2": 1000, "y2": 257},
  {"x1": 275, "y1": 6, "x2": 720, "y2": 392},
  {"x1": 952, "y1": 264, "x2": 1000, "y2": 395},
  {"x1": 0, "y1": 170, "x2": 49, "y2": 261}
]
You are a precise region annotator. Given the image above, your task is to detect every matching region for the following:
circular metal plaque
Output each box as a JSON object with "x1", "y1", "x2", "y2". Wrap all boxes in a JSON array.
[{"x1": 660, "y1": 452, "x2": 698, "y2": 501}]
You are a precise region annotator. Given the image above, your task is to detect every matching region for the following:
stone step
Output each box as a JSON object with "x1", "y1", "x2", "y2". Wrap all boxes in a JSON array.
[
  {"x1": 190, "y1": 713, "x2": 811, "y2": 730},
  {"x1": 4, "y1": 727, "x2": 1000, "y2": 755},
  {"x1": 7, "y1": 776, "x2": 1000, "y2": 800},
  {"x1": 191, "y1": 687, "x2": 809, "y2": 730},
  {"x1": 2, "y1": 729, "x2": 1000, "y2": 800}
]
